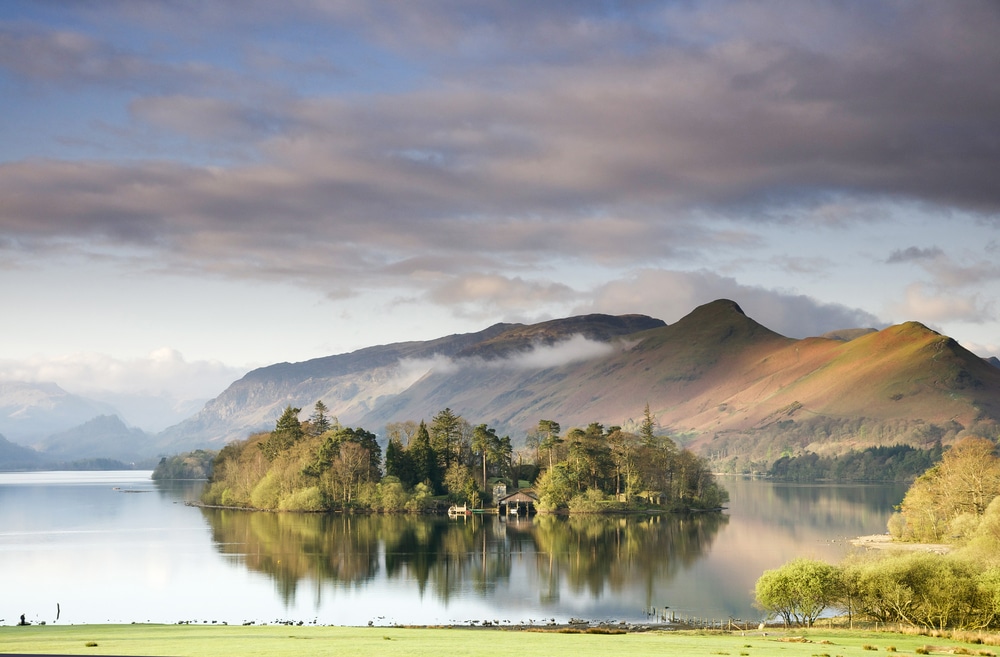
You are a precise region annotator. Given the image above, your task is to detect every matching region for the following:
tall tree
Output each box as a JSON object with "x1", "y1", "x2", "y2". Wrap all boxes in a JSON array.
[
  {"x1": 607, "y1": 428, "x2": 640, "y2": 497},
  {"x1": 537, "y1": 419, "x2": 562, "y2": 469},
  {"x1": 309, "y1": 400, "x2": 333, "y2": 436},
  {"x1": 639, "y1": 403, "x2": 657, "y2": 447},
  {"x1": 385, "y1": 438, "x2": 416, "y2": 488},
  {"x1": 430, "y1": 408, "x2": 463, "y2": 470},
  {"x1": 258, "y1": 405, "x2": 303, "y2": 461},
  {"x1": 385, "y1": 420, "x2": 418, "y2": 446},
  {"x1": 471, "y1": 423, "x2": 500, "y2": 487},
  {"x1": 408, "y1": 420, "x2": 439, "y2": 491}
]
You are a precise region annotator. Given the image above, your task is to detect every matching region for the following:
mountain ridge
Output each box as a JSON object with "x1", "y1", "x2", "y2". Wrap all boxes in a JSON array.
[
  {"x1": 154, "y1": 299, "x2": 1000, "y2": 473},
  {"x1": 4, "y1": 300, "x2": 1000, "y2": 471}
]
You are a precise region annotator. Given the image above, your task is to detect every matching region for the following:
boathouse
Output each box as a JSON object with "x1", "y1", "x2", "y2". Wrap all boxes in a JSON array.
[{"x1": 497, "y1": 490, "x2": 538, "y2": 516}]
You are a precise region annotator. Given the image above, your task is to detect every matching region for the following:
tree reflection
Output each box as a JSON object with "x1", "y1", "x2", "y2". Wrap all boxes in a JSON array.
[
  {"x1": 200, "y1": 510, "x2": 726, "y2": 609},
  {"x1": 531, "y1": 514, "x2": 728, "y2": 603}
]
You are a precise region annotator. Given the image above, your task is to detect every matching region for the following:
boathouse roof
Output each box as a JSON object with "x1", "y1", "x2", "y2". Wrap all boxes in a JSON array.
[{"x1": 498, "y1": 490, "x2": 538, "y2": 504}]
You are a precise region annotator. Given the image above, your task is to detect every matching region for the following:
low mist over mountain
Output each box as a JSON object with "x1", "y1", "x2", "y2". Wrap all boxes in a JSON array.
[
  {"x1": 154, "y1": 314, "x2": 665, "y2": 451},
  {"x1": 156, "y1": 300, "x2": 1000, "y2": 469}
]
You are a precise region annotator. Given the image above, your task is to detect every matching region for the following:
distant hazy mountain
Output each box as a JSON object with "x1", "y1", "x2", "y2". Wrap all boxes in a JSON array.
[
  {"x1": 36, "y1": 414, "x2": 150, "y2": 463},
  {"x1": 155, "y1": 301, "x2": 1000, "y2": 470},
  {"x1": 0, "y1": 381, "x2": 119, "y2": 443},
  {"x1": 0, "y1": 432, "x2": 43, "y2": 470}
]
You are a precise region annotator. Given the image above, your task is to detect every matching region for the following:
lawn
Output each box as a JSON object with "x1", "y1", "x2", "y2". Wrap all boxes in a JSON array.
[{"x1": 1, "y1": 624, "x2": 996, "y2": 657}]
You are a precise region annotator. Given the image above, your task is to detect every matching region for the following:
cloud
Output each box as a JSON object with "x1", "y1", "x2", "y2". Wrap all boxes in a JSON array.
[
  {"x1": 426, "y1": 274, "x2": 579, "y2": 319},
  {"x1": 130, "y1": 96, "x2": 289, "y2": 142},
  {"x1": 892, "y1": 283, "x2": 994, "y2": 324},
  {"x1": 887, "y1": 246, "x2": 944, "y2": 264},
  {"x1": 580, "y1": 269, "x2": 883, "y2": 338},
  {"x1": 499, "y1": 334, "x2": 617, "y2": 369},
  {"x1": 0, "y1": 348, "x2": 245, "y2": 401},
  {"x1": 0, "y1": 24, "x2": 230, "y2": 93},
  {"x1": 394, "y1": 333, "x2": 618, "y2": 386},
  {"x1": 1, "y1": 2, "x2": 999, "y2": 343}
]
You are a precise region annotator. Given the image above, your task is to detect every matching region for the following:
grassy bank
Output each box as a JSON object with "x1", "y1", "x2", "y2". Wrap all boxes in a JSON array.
[{"x1": 2, "y1": 624, "x2": 998, "y2": 657}]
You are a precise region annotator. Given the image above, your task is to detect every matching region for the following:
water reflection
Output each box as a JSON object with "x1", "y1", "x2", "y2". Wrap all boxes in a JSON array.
[
  {"x1": 200, "y1": 510, "x2": 727, "y2": 612},
  {"x1": 0, "y1": 473, "x2": 904, "y2": 625}
]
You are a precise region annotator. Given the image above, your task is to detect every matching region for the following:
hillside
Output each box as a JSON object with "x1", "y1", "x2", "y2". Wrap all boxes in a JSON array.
[
  {"x1": 154, "y1": 313, "x2": 665, "y2": 452},
  {"x1": 154, "y1": 300, "x2": 1000, "y2": 471}
]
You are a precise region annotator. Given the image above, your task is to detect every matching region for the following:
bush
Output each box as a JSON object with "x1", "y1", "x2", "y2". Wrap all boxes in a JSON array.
[
  {"x1": 278, "y1": 486, "x2": 324, "y2": 511},
  {"x1": 754, "y1": 558, "x2": 841, "y2": 626},
  {"x1": 568, "y1": 488, "x2": 622, "y2": 513}
]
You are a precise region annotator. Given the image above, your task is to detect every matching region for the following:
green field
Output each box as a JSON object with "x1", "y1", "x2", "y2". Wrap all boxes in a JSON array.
[{"x1": 1, "y1": 624, "x2": 997, "y2": 657}]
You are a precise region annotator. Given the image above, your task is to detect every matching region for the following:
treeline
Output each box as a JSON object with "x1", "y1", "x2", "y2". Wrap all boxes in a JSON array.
[
  {"x1": 201, "y1": 401, "x2": 727, "y2": 513},
  {"x1": 767, "y1": 444, "x2": 943, "y2": 482},
  {"x1": 152, "y1": 449, "x2": 218, "y2": 480},
  {"x1": 711, "y1": 415, "x2": 995, "y2": 475},
  {"x1": 528, "y1": 410, "x2": 728, "y2": 512},
  {"x1": 756, "y1": 436, "x2": 1000, "y2": 631}
]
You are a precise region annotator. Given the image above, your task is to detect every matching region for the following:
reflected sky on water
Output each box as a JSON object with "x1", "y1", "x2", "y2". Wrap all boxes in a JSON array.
[{"x1": 0, "y1": 472, "x2": 905, "y2": 626}]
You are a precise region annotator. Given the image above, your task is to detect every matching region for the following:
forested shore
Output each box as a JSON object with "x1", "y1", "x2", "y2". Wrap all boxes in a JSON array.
[{"x1": 196, "y1": 401, "x2": 728, "y2": 513}]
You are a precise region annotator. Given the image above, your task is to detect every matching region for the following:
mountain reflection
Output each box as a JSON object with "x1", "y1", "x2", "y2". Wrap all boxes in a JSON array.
[{"x1": 200, "y1": 510, "x2": 727, "y2": 608}]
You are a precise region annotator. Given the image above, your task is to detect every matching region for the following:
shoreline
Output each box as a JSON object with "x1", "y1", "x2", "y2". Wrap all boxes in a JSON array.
[{"x1": 851, "y1": 533, "x2": 951, "y2": 554}]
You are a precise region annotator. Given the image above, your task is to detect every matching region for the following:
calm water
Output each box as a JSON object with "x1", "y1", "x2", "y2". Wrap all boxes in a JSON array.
[{"x1": 0, "y1": 472, "x2": 905, "y2": 626}]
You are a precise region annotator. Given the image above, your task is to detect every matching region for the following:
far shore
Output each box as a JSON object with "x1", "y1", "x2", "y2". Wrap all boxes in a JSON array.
[{"x1": 851, "y1": 533, "x2": 952, "y2": 554}]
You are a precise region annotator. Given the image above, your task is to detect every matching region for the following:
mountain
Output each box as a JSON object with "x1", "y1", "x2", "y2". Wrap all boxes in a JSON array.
[
  {"x1": 37, "y1": 414, "x2": 150, "y2": 463},
  {"x1": 0, "y1": 433, "x2": 43, "y2": 470},
  {"x1": 154, "y1": 313, "x2": 665, "y2": 451},
  {"x1": 156, "y1": 300, "x2": 1000, "y2": 471},
  {"x1": 0, "y1": 381, "x2": 120, "y2": 444}
]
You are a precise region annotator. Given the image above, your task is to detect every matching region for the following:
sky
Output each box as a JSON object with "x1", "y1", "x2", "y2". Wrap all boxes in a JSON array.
[{"x1": 1, "y1": 1, "x2": 999, "y2": 423}]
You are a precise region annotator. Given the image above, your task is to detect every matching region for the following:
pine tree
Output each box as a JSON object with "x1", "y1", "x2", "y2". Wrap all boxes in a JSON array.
[{"x1": 309, "y1": 400, "x2": 332, "y2": 436}]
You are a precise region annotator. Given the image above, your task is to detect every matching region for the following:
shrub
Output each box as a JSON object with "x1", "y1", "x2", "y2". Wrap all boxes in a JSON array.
[{"x1": 278, "y1": 486, "x2": 324, "y2": 511}]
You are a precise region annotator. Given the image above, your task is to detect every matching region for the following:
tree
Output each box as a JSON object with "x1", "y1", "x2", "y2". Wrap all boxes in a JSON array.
[
  {"x1": 408, "y1": 420, "x2": 439, "y2": 491},
  {"x1": 430, "y1": 408, "x2": 464, "y2": 470},
  {"x1": 471, "y1": 423, "x2": 499, "y2": 488},
  {"x1": 308, "y1": 400, "x2": 333, "y2": 436},
  {"x1": 443, "y1": 462, "x2": 478, "y2": 506},
  {"x1": 537, "y1": 419, "x2": 562, "y2": 469},
  {"x1": 385, "y1": 420, "x2": 418, "y2": 446},
  {"x1": 258, "y1": 406, "x2": 303, "y2": 461},
  {"x1": 385, "y1": 437, "x2": 416, "y2": 488},
  {"x1": 755, "y1": 558, "x2": 841, "y2": 627},
  {"x1": 607, "y1": 428, "x2": 640, "y2": 497},
  {"x1": 893, "y1": 437, "x2": 1000, "y2": 542},
  {"x1": 639, "y1": 402, "x2": 657, "y2": 447}
]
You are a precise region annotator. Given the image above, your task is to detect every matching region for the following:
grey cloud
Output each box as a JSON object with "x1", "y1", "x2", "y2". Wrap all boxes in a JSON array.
[
  {"x1": 0, "y1": 25, "x2": 230, "y2": 93},
  {"x1": 887, "y1": 247, "x2": 944, "y2": 264},
  {"x1": 3, "y1": 2, "x2": 1000, "y2": 319},
  {"x1": 884, "y1": 247, "x2": 1000, "y2": 288},
  {"x1": 130, "y1": 96, "x2": 290, "y2": 142},
  {"x1": 426, "y1": 275, "x2": 579, "y2": 319},
  {"x1": 580, "y1": 269, "x2": 883, "y2": 338}
]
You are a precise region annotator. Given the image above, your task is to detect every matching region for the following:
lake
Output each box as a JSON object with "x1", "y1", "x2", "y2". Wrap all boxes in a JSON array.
[{"x1": 0, "y1": 471, "x2": 906, "y2": 626}]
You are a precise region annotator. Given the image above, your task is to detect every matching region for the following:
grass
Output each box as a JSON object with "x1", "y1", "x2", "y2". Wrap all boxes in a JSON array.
[{"x1": 0, "y1": 625, "x2": 997, "y2": 657}]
